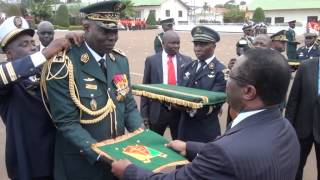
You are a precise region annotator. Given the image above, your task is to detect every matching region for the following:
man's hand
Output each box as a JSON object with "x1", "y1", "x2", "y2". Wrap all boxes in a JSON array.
[
  {"x1": 42, "y1": 38, "x2": 71, "y2": 59},
  {"x1": 166, "y1": 140, "x2": 187, "y2": 156},
  {"x1": 111, "y1": 159, "x2": 132, "y2": 179},
  {"x1": 65, "y1": 32, "x2": 84, "y2": 47}
]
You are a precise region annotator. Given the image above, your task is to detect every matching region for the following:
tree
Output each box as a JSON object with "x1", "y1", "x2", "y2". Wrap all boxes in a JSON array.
[
  {"x1": 146, "y1": 11, "x2": 156, "y2": 25},
  {"x1": 252, "y1": 7, "x2": 265, "y2": 23},
  {"x1": 223, "y1": 8, "x2": 245, "y2": 23},
  {"x1": 55, "y1": 4, "x2": 69, "y2": 27},
  {"x1": 30, "y1": 0, "x2": 53, "y2": 23},
  {"x1": 5, "y1": 4, "x2": 22, "y2": 17},
  {"x1": 120, "y1": 0, "x2": 136, "y2": 18}
]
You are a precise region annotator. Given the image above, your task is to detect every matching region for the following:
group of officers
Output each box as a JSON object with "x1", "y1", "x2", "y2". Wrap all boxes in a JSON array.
[
  {"x1": 236, "y1": 20, "x2": 320, "y2": 61},
  {"x1": 0, "y1": 0, "x2": 318, "y2": 179}
]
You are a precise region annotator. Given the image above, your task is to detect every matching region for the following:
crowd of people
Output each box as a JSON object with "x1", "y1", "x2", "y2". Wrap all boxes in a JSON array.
[{"x1": 0, "y1": 0, "x2": 319, "y2": 180}]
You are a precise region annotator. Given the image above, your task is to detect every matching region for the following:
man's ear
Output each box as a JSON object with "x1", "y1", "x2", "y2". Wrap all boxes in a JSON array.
[
  {"x1": 5, "y1": 49, "x2": 13, "y2": 61},
  {"x1": 242, "y1": 85, "x2": 257, "y2": 101}
]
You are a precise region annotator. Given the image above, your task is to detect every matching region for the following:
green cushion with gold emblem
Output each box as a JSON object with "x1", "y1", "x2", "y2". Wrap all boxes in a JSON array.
[
  {"x1": 132, "y1": 84, "x2": 226, "y2": 109},
  {"x1": 92, "y1": 129, "x2": 189, "y2": 172}
]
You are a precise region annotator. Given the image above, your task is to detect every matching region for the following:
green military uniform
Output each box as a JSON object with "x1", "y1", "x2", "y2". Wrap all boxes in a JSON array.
[
  {"x1": 44, "y1": 1, "x2": 142, "y2": 179},
  {"x1": 154, "y1": 32, "x2": 164, "y2": 53},
  {"x1": 153, "y1": 18, "x2": 174, "y2": 54},
  {"x1": 286, "y1": 20, "x2": 299, "y2": 60}
]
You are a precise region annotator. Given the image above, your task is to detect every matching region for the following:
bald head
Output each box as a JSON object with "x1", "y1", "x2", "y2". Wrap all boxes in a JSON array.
[
  {"x1": 252, "y1": 34, "x2": 271, "y2": 49},
  {"x1": 162, "y1": 30, "x2": 180, "y2": 56},
  {"x1": 37, "y1": 21, "x2": 54, "y2": 47}
]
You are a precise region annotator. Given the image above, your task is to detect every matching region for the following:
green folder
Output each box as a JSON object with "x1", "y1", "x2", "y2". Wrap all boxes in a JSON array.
[{"x1": 92, "y1": 129, "x2": 189, "y2": 172}]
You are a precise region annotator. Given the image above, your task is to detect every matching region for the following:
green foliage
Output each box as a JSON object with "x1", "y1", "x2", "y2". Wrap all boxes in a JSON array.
[
  {"x1": 120, "y1": 0, "x2": 136, "y2": 18},
  {"x1": 146, "y1": 11, "x2": 156, "y2": 25},
  {"x1": 5, "y1": 4, "x2": 22, "y2": 17},
  {"x1": 55, "y1": 4, "x2": 70, "y2": 27},
  {"x1": 30, "y1": 0, "x2": 53, "y2": 23},
  {"x1": 223, "y1": 8, "x2": 245, "y2": 23},
  {"x1": 252, "y1": 7, "x2": 265, "y2": 23}
]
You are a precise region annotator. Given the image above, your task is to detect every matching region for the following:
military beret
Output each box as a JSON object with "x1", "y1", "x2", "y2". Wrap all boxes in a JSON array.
[
  {"x1": 242, "y1": 23, "x2": 253, "y2": 31},
  {"x1": 191, "y1": 26, "x2": 220, "y2": 43},
  {"x1": 0, "y1": 16, "x2": 34, "y2": 51},
  {"x1": 80, "y1": 0, "x2": 125, "y2": 30},
  {"x1": 160, "y1": 18, "x2": 175, "y2": 25},
  {"x1": 270, "y1": 30, "x2": 288, "y2": 42},
  {"x1": 304, "y1": 33, "x2": 317, "y2": 38}
]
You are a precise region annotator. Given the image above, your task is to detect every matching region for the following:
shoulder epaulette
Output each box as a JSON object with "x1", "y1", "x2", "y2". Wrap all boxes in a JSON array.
[{"x1": 112, "y1": 48, "x2": 126, "y2": 57}]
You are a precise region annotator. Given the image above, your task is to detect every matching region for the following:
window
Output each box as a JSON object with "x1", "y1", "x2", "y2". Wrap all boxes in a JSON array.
[
  {"x1": 166, "y1": 10, "x2": 170, "y2": 17},
  {"x1": 178, "y1": 11, "x2": 183, "y2": 17},
  {"x1": 265, "y1": 17, "x2": 271, "y2": 24},
  {"x1": 275, "y1": 17, "x2": 284, "y2": 24}
]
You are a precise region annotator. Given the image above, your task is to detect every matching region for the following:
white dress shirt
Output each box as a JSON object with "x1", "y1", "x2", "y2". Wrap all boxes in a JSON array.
[
  {"x1": 162, "y1": 51, "x2": 177, "y2": 84},
  {"x1": 85, "y1": 42, "x2": 106, "y2": 63},
  {"x1": 231, "y1": 109, "x2": 265, "y2": 128},
  {"x1": 196, "y1": 55, "x2": 216, "y2": 72}
]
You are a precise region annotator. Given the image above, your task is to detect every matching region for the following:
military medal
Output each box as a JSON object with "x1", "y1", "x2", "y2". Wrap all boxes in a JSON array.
[
  {"x1": 90, "y1": 94, "x2": 97, "y2": 110},
  {"x1": 113, "y1": 74, "x2": 130, "y2": 101},
  {"x1": 81, "y1": 53, "x2": 90, "y2": 63}
]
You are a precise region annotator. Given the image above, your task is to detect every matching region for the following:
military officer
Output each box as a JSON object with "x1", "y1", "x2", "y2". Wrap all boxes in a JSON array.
[
  {"x1": 178, "y1": 26, "x2": 227, "y2": 143},
  {"x1": 154, "y1": 18, "x2": 174, "y2": 53},
  {"x1": 236, "y1": 23, "x2": 254, "y2": 56},
  {"x1": 296, "y1": 33, "x2": 320, "y2": 60},
  {"x1": 45, "y1": 1, "x2": 142, "y2": 180},
  {"x1": 286, "y1": 20, "x2": 299, "y2": 60},
  {"x1": 0, "y1": 16, "x2": 73, "y2": 180},
  {"x1": 37, "y1": 21, "x2": 55, "y2": 51},
  {"x1": 270, "y1": 30, "x2": 288, "y2": 53}
]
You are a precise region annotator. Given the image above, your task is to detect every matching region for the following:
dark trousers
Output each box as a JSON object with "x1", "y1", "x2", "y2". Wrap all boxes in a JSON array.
[
  {"x1": 150, "y1": 107, "x2": 180, "y2": 140},
  {"x1": 296, "y1": 135, "x2": 320, "y2": 180}
]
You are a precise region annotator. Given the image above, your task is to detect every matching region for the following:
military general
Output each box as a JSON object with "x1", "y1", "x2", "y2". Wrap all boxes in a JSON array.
[{"x1": 45, "y1": 1, "x2": 142, "y2": 179}]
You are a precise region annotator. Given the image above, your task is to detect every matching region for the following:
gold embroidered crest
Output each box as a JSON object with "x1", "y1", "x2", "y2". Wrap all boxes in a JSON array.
[{"x1": 81, "y1": 53, "x2": 90, "y2": 63}]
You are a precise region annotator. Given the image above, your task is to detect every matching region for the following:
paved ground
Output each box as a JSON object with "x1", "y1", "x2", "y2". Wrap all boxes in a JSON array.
[{"x1": 0, "y1": 29, "x2": 316, "y2": 179}]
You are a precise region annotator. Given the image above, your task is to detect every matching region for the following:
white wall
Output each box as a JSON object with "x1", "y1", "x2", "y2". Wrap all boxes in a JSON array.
[
  {"x1": 160, "y1": 0, "x2": 189, "y2": 22},
  {"x1": 134, "y1": 6, "x2": 160, "y2": 20},
  {"x1": 264, "y1": 9, "x2": 320, "y2": 26}
]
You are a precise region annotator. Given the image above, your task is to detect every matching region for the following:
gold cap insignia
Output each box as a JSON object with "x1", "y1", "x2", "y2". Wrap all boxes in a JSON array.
[
  {"x1": 81, "y1": 53, "x2": 90, "y2": 63},
  {"x1": 195, "y1": 27, "x2": 202, "y2": 34},
  {"x1": 13, "y1": 17, "x2": 22, "y2": 28}
]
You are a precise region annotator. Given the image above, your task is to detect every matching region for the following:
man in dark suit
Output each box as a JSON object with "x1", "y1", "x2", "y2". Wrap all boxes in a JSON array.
[
  {"x1": 141, "y1": 30, "x2": 192, "y2": 139},
  {"x1": 286, "y1": 57, "x2": 320, "y2": 180},
  {"x1": 0, "y1": 16, "x2": 74, "y2": 180},
  {"x1": 111, "y1": 48, "x2": 300, "y2": 180},
  {"x1": 178, "y1": 26, "x2": 226, "y2": 143},
  {"x1": 296, "y1": 33, "x2": 320, "y2": 60}
]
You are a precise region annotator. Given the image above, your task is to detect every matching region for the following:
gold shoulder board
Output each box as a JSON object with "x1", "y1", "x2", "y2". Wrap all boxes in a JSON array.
[{"x1": 112, "y1": 48, "x2": 126, "y2": 57}]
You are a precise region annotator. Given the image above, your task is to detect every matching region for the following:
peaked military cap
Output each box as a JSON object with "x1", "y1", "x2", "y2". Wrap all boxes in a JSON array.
[
  {"x1": 304, "y1": 32, "x2": 317, "y2": 38},
  {"x1": 80, "y1": 0, "x2": 125, "y2": 30},
  {"x1": 242, "y1": 23, "x2": 253, "y2": 31},
  {"x1": 160, "y1": 18, "x2": 175, "y2": 25},
  {"x1": 191, "y1": 26, "x2": 220, "y2": 43},
  {"x1": 270, "y1": 30, "x2": 288, "y2": 42},
  {"x1": 0, "y1": 16, "x2": 34, "y2": 51},
  {"x1": 288, "y1": 20, "x2": 296, "y2": 24}
]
